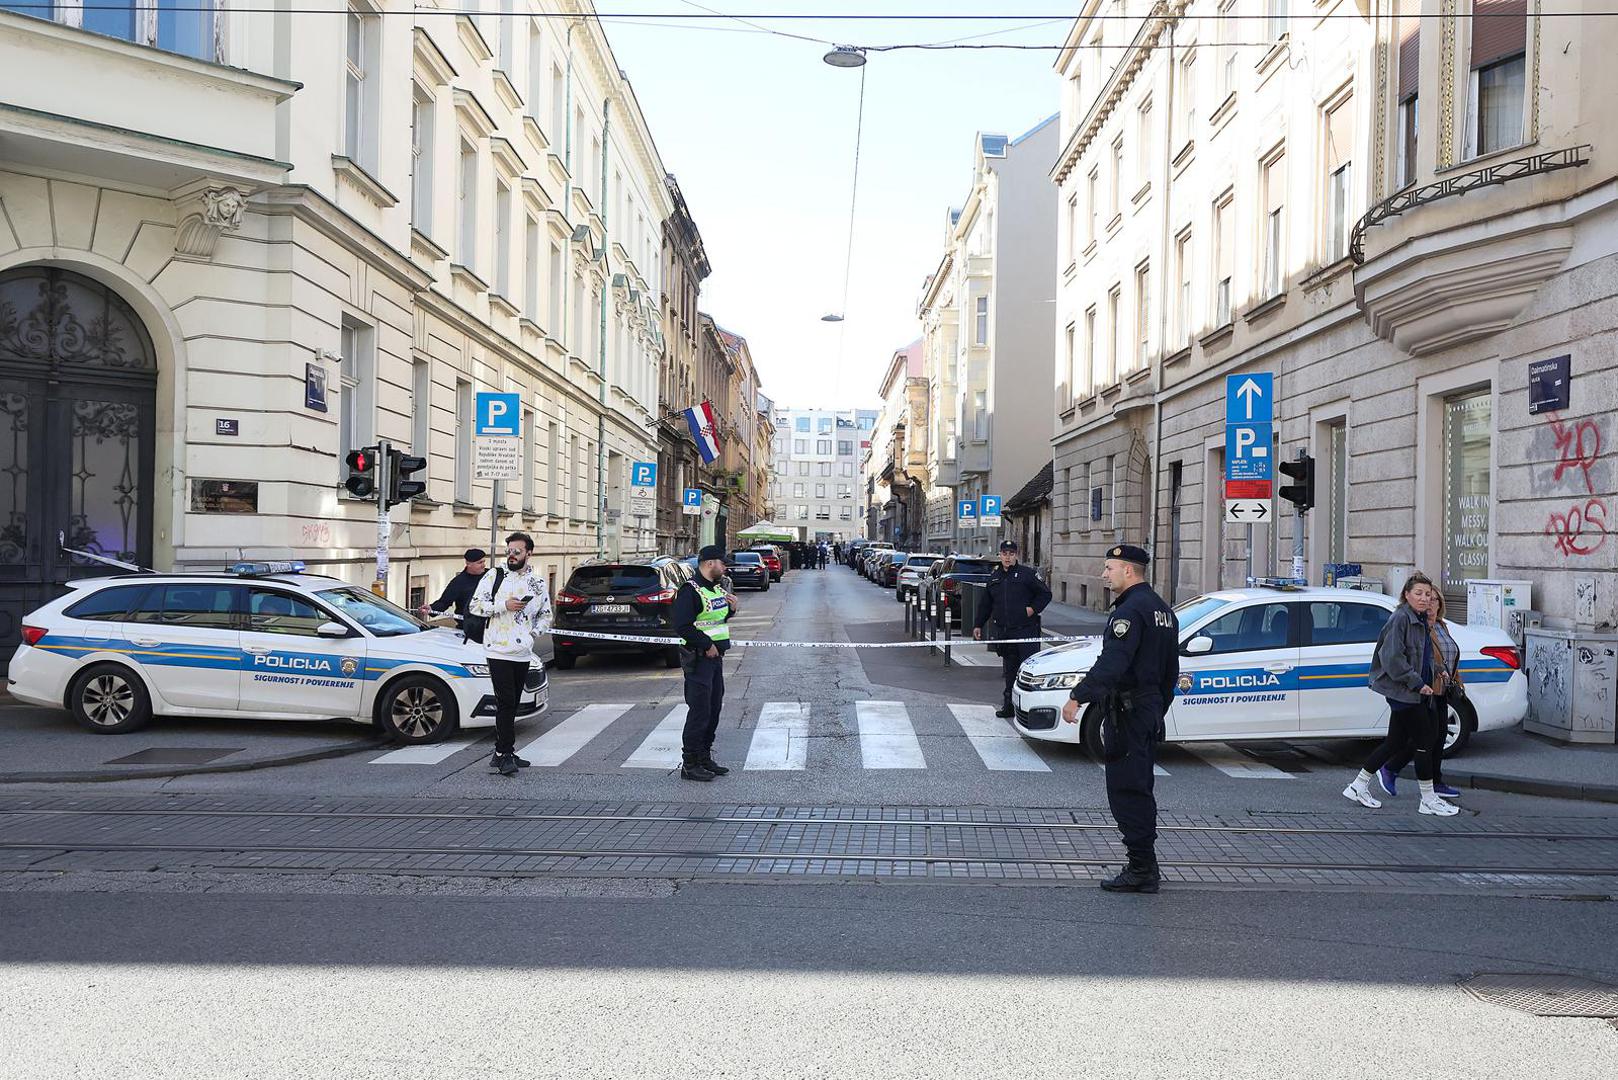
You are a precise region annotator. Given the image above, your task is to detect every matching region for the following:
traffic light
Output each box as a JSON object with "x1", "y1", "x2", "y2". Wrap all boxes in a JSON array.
[
  {"x1": 387, "y1": 448, "x2": 427, "y2": 509},
  {"x1": 344, "y1": 446, "x2": 379, "y2": 499},
  {"x1": 1278, "y1": 452, "x2": 1316, "y2": 513}
]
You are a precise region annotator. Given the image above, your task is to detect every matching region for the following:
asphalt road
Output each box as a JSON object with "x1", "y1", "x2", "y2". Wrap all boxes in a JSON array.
[{"x1": 2, "y1": 875, "x2": 1615, "y2": 1079}]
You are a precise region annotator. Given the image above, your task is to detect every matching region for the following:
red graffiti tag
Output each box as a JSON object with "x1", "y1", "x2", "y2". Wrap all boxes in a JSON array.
[
  {"x1": 1547, "y1": 413, "x2": 1601, "y2": 495},
  {"x1": 1545, "y1": 498, "x2": 1608, "y2": 557}
]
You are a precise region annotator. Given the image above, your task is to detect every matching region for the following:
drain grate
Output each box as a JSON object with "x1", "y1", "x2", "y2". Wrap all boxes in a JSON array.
[{"x1": 1461, "y1": 973, "x2": 1618, "y2": 1018}]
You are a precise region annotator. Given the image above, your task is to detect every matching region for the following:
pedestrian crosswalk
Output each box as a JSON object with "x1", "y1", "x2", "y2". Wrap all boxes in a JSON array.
[{"x1": 367, "y1": 699, "x2": 1339, "y2": 781}]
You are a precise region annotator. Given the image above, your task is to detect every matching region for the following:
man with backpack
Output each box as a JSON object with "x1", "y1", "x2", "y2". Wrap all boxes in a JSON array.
[{"x1": 465, "y1": 532, "x2": 552, "y2": 777}]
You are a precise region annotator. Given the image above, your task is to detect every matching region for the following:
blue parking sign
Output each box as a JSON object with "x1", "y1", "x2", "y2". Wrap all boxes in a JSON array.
[
  {"x1": 957, "y1": 499, "x2": 977, "y2": 527},
  {"x1": 631, "y1": 461, "x2": 657, "y2": 487},
  {"x1": 682, "y1": 488, "x2": 703, "y2": 508},
  {"x1": 474, "y1": 392, "x2": 521, "y2": 437},
  {"x1": 979, "y1": 495, "x2": 1002, "y2": 525}
]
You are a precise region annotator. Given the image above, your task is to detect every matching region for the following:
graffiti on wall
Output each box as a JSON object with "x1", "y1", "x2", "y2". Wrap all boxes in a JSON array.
[{"x1": 1541, "y1": 413, "x2": 1610, "y2": 557}]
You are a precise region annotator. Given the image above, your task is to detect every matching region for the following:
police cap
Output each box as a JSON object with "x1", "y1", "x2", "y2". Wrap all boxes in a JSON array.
[
  {"x1": 463, "y1": 548, "x2": 487, "y2": 563},
  {"x1": 698, "y1": 544, "x2": 726, "y2": 563},
  {"x1": 1106, "y1": 544, "x2": 1150, "y2": 567},
  {"x1": 999, "y1": 540, "x2": 1019, "y2": 552}
]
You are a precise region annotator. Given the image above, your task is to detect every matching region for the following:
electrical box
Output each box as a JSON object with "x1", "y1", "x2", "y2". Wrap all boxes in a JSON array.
[
  {"x1": 1523, "y1": 628, "x2": 1618, "y2": 744},
  {"x1": 1465, "y1": 579, "x2": 1533, "y2": 632}
]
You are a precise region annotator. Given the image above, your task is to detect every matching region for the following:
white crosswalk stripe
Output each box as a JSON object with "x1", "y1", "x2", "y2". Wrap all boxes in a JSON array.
[
  {"x1": 623, "y1": 705, "x2": 687, "y2": 769},
  {"x1": 857, "y1": 700, "x2": 926, "y2": 769},
  {"x1": 745, "y1": 701, "x2": 809, "y2": 770},
  {"x1": 947, "y1": 704, "x2": 1051, "y2": 772},
  {"x1": 368, "y1": 738, "x2": 480, "y2": 765},
  {"x1": 516, "y1": 703, "x2": 634, "y2": 766},
  {"x1": 1182, "y1": 743, "x2": 1295, "y2": 779}
]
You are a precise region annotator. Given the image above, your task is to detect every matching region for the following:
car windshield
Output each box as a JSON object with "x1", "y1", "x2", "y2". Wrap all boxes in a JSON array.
[
  {"x1": 949, "y1": 559, "x2": 993, "y2": 575},
  {"x1": 569, "y1": 566, "x2": 661, "y2": 595},
  {"x1": 728, "y1": 553, "x2": 762, "y2": 565},
  {"x1": 1173, "y1": 595, "x2": 1234, "y2": 631},
  {"x1": 318, "y1": 587, "x2": 423, "y2": 637},
  {"x1": 905, "y1": 556, "x2": 940, "y2": 568}
]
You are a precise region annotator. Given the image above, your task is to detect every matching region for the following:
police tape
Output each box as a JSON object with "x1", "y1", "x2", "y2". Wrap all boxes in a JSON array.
[{"x1": 544, "y1": 628, "x2": 1098, "y2": 649}]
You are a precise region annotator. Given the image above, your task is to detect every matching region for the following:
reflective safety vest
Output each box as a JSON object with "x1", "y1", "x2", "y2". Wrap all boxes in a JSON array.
[{"x1": 694, "y1": 581, "x2": 731, "y2": 642}]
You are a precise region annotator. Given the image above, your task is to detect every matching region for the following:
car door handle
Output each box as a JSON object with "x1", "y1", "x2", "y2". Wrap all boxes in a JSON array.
[
  {"x1": 129, "y1": 636, "x2": 160, "y2": 647},
  {"x1": 1264, "y1": 663, "x2": 1293, "y2": 673},
  {"x1": 244, "y1": 645, "x2": 271, "y2": 655}
]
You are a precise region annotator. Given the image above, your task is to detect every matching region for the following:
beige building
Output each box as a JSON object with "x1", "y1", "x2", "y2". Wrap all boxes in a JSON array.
[
  {"x1": 867, "y1": 342, "x2": 929, "y2": 548},
  {"x1": 0, "y1": 2, "x2": 680, "y2": 665},
  {"x1": 1048, "y1": 1, "x2": 1617, "y2": 630}
]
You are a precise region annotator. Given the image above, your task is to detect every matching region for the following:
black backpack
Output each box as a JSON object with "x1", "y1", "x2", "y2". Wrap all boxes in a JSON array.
[{"x1": 461, "y1": 568, "x2": 505, "y2": 645}]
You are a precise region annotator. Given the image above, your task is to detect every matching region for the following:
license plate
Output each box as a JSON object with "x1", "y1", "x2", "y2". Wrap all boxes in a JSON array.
[{"x1": 593, "y1": 603, "x2": 631, "y2": 614}]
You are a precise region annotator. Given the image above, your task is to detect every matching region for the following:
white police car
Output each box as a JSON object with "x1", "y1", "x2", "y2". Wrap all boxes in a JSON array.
[
  {"x1": 7, "y1": 563, "x2": 546, "y2": 743},
  {"x1": 1011, "y1": 586, "x2": 1527, "y2": 757}
]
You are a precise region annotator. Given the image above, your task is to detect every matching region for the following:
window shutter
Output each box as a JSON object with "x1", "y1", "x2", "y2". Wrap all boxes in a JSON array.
[
  {"x1": 1471, "y1": 0, "x2": 1527, "y2": 70},
  {"x1": 1398, "y1": 19, "x2": 1420, "y2": 101}
]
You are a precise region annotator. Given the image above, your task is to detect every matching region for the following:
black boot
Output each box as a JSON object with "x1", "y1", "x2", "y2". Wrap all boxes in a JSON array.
[
  {"x1": 701, "y1": 749, "x2": 730, "y2": 776},
  {"x1": 996, "y1": 700, "x2": 1015, "y2": 719},
  {"x1": 680, "y1": 753, "x2": 716, "y2": 782},
  {"x1": 1100, "y1": 856, "x2": 1161, "y2": 894}
]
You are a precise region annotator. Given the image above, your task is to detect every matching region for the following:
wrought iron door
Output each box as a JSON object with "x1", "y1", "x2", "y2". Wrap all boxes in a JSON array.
[{"x1": 0, "y1": 267, "x2": 156, "y2": 672}]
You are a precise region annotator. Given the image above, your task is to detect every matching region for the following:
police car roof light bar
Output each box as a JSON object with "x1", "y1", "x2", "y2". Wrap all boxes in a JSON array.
[
  {"x1": 228, "y1": 561, "x2": 308, "y2": 576},
  {"x1": 1254, "y1": 577, "x2": 1307, "y2": 591}
]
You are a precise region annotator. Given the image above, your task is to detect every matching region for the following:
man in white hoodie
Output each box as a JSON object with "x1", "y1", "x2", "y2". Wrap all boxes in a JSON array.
[{"x1": 467, "y1": 532, "x2": 553, "y2": 776}]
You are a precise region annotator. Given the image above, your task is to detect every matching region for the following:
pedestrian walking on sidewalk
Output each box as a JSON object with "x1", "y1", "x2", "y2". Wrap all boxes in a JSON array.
[
  {"x1": 1060, "y1": 545, "x2": 1178, "y2": 894},
  {"x1": 1376, "y1": 588, "x2": 1464, "y2": 802},
  {"x1": 466, "y1": 533, "x2": 552, "y2": 777},
  {"x1": 672, "y1": 544, "x2": 739, "y2": 781},
  {"x1": 973, "y1": 539, "x2": 1052, "y2": 719},
  {"x1": 1343, "y1": 572, "x2": 1460, "y2": 817}
]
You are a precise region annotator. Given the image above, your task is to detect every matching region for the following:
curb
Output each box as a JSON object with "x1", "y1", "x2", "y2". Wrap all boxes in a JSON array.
[
  {"x1": 0, "y1": 736, "x2": 395, "y2": 785},
  {"x1": 1445, "y1": 769, "x2": 1618, "y2": 805}
]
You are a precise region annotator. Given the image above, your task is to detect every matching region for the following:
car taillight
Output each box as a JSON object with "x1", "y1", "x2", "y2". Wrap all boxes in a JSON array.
[
  {"x1": 942, "y1": 580, "x2": 960, "y2": 592},
  {"x1": 1480, "y1": 645, "x2": 1521, "y2": 670},
  {"x1": 557, "y1": 591, "x2": 588, "y2": 607},
  {"x1": 639, "y1": 589, "x2": 676, "y2": 604},
  {"x1": 20, "y1": 625, "x2": 46, "y2": 647}
]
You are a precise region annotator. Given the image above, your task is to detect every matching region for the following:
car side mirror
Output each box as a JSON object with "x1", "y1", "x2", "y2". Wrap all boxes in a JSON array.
[
  {"x1": 1183, "y1": 636, "x2": 1213, "y2": 656},
  {"x1": 317, "y1": 621, "x2": 350, "y2": 639}
]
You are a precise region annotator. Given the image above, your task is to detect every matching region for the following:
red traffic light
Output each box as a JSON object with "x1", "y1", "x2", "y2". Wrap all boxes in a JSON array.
[{"x1": 345, "y1": 448, "x2": 375, "y2": 473}]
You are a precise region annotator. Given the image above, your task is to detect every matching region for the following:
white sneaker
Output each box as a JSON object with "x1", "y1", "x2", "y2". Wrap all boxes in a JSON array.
[
  {"x1": 1419, "y1": 794, "x2": 1460, "y2": 817},
  {"x1": 1342, "y1": 780, "x2": 1382, "y2": 809}
]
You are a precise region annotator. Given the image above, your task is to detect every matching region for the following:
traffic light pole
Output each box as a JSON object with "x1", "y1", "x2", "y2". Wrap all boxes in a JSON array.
[
  {"x1": 1292, "y1": 506, "x2": 1306, "y2": 582},
  {"x1": 373, "y1": 438, "x2": 394, "y2": 597}
]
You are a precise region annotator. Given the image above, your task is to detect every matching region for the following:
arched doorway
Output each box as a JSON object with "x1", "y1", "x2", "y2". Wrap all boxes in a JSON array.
[{"x1": 0, "y1": 267, "x2": 157, "y2": 670}]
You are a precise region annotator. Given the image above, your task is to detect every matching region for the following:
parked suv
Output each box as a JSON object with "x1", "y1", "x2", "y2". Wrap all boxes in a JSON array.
[
  {"x1": 922, "y1": 555, "x2": 995, "y2": 625},
  {"x1": 552, "y1": 560, "x2": 690, "y2": 670},
  {"x1": 748, "y1": 546, "x2": 784, "y2": 582}
]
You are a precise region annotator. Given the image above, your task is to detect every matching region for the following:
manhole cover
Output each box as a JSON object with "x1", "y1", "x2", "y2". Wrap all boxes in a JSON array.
[{"x1": 1461, "y1": 973, "x2": 1618, "y2": 1018}]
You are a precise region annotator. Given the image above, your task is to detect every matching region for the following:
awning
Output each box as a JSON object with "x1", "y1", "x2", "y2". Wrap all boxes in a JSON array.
[{"x1": 736, "y1": 521, "x2": 796, "y2": 542}]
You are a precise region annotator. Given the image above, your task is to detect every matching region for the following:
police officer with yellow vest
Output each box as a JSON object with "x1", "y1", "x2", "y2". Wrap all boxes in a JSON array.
[
  {"x1": 672, "y1": 545, "x2": 739, "y2": 781},
  {"x1": 1060, "y1": 544, "x2": 1178, "y2": 893}
]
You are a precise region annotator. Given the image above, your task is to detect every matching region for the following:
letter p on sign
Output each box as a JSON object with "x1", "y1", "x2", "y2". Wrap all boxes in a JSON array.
[{"x1": 475, "y1": 392, "x2": 521, "y2": 437}]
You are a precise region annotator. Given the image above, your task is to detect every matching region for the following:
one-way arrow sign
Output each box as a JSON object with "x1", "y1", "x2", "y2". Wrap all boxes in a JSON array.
[{"x1": 1225, "y1": 499, "x2": 1272, "y2": 523}]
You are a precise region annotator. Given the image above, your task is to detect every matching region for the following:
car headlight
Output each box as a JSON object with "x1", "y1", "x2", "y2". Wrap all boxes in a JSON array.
[
  {"x1": 1030, "y1": 672, "x2": 1081, "y2": 690},
  {"x1": 464, "y1": 664, "x2": 490, "y2": 677}
]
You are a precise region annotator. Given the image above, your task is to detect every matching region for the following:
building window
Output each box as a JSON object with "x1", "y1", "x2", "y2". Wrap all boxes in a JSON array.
[
  {"x1": 337, "y1": 320, "x2": 376, "y2": 483},
  {"x1": 524, "y1": 217, "x2": 540, "y2": 317},
  {"x1": 411, "y1": 358, "x2": 431, "y2": 466},
  {"x1": 793, "y1": 483, "x2": 806, "y2": 498},
  {"x1": 1468, "y1": 0, "x2": 1527, "y2": 157},
  {"x1": 819, "y1": 462, "x2": 833, "y2": 477},
  {"x1": 1083, "y1": 306, "x2": 1097, "y2": 395},
  {"x1": 816, "y1": 505, "x2": 831, "y2": 521},
  {"x1": 818, "y1": 416, "x2": 834, "y2": 435},
  {"x1": 973, "y1": 390, "x2": 988, "y2": 440},
  {"x1": 1213, "y1": 193, "x2": 1234, "y2": 325},
  {"x1": 454, "y1": 380, "x2": 473, "y2": 504},
  {"x1": 522, "y1": 407, "x2": 536, "y2": 511},
  {"x1": 841, "y1": 463, "x2": 854, "y2": 478},
  {"x1": 814, "y1": 484, "x2": 826, "y2": 498},
  {"x1": 1261, "y1": 152, "x2": 1286, "y2": 298},
  {"x1": 526, "y1": 28, "x2": 545, "y2": 124},
  {"x1": 816, "y1": 439, "x2": 832, "y2": 455},
  {"x1": 1397, "y1": 11, "x2": 1419, "y2": 187},
  {"x1": 410, "y1": 88, "x2": 435, "y2": 235},
  {"x1": 548, "y1": 243, "x2": 563, "y2": 332},
  {"x1": 457, "y1": 139, "x2": 479, "y2": 271},
  {"x1": 343, "y1": 7, "x2": 380, "y2": 172},
  {"x1": 1109, "y1": 137, "x2": 1123, "y2": 216},
  {"x1": 974, "y1": 295, "x2": 988, "y2": 346},
  {"x1": 1174, "y1": 229, "x2": 1192, "y2": 345},
  {"x1": 550, "y1": 65, "x2": 566, "y2": 142},
  {"x1": 1324, "y1": 98, "x2": 1353, "y2": 263},
  {"x1": 494, "y1": 180, "x2": 512, "y2": 297},
  {"x1": 1087, "y1": 169, "x2": 1100, "y2": 242},
  {"x1": 1065, "y1": 193, "x2": 1079, "y2": 265},
  {"x1": 1219, "y1": 1, "x2": 1238, "y2": 97},
  {"x1": 1441, "y1": 389, "x2": 1492, "y2": 600},
  {"x1": 1064, "y1": 323, "x2": 1077, "y2": 405},
  {"x1": 1135, "y1": 98, "x2": 1152, "y2": 182},
  {"x1": 797, "y1": 462, "x2": 809, "y2": 477},
  {"x1": 837, "y1": 440, "x2": 853, "y2": 456},
  {"x1": 794, "y1": 504, "x2": 809, "y2": 520},
  {"x1": 1176, "y1": 50, "x2": 1197, "y2": 144},
  {"x1": 546, "y1": 420, "x2": 560, "y2": 516},
  {"x1": 1105, "y1": 285, "x2": 1121, "y2": 386},
  {"x1": 795, "y1": 416, "x2": 811, "y2": 433},
  {"x1": 793, "y1": 439, "x2": 808, "y2": 454},
  {"x1": 497, "y1": 0, "x2": 515, "y2": 73},
  {"x1": 1133, "y1": 263, "x2": 1150, "y2": 370},
  {"x1": 1327, "y1": 421, "x2": 1347, "y2": 563},
  {"x1": 1266, "y1": 0, "x2": 1288, "y2": 42},
  {"x1": 840, "y1": 507, "x2": 852, "y2": 520}
]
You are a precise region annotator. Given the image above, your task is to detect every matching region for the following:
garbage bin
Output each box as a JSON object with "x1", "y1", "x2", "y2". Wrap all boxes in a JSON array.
[
  {"x1": 959, "y1": 581, "x2": 989, "y2": 639},
  {"x1": 1523, "y1": 627, "x2": 1618, "y2": 744}
]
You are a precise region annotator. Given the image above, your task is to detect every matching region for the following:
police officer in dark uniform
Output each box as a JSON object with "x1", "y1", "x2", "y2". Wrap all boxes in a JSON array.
[
  {"x1": 973, "y1": 539, "x2": 1053, "y2": 719},
  {"x1": 1060, "y1": 544, "x2": 1178, "y2": 893}
]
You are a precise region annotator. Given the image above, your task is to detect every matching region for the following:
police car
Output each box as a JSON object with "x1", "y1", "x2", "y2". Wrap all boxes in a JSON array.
[
  {"x1": 7, "y1": 563, "x2": 547, "y2": 744},
  {"x1": 1011, "y1": 586, "x2": 1527, "y2": 758}
]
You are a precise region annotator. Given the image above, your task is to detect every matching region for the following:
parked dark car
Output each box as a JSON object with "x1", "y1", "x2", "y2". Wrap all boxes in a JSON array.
[
  {"x1": 725, "y1": 551, "x2": 770, "y2": 591},
  {"x1": 877, "y1": 551, "x2": 909, "y2": 588},
  {"x1": 748, "y1": 545, "x2": 784, "y2": 581},
  {"x1": 551, "y1": 560, "x2": 689, "y2": 670},
  {"x1": 923, "y1": 555, "x2": 995, "y2": 624}
]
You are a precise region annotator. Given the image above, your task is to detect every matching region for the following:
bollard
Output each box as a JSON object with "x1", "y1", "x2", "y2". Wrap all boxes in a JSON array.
[
  {"x1": 943, "y1": 607, "x2": 952, "y2": 667},
  {"x1": 904, "y1": 592, "x2": 912, "y2": 635}
]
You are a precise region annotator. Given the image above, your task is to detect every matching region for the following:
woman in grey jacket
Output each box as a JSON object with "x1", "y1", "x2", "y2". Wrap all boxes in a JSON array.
[{"x1": 1343, "y1": 573, "x2": 1460, "y2": 817}]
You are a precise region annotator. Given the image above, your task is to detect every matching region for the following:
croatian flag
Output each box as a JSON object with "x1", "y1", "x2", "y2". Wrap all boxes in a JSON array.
[{"x1": 684, "y1": 401, "x2": 721, "y2": 464}]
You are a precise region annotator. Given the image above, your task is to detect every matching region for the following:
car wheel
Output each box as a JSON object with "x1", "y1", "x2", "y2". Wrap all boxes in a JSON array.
[
  {"x1": 664, "y1": 647, "x2": 683, "y2": 669},
  {"x1": 69, "y1": 663, "x2": 153, "y2": 735},
  {"x1": 550, "y1": 648, "x2": 578, "y2": 670},
  {"x1": 1441, "y1": 699, "x2": 1474, "y2": 758},
  {"x1": 376, "y1": 674, "x2": 459, "y2": 744},
  {"x1": 1078, "y1": 706, "x2": 1106, "y2": 761}
]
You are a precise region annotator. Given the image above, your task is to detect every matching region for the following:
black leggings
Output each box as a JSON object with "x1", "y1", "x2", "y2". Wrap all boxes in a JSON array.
[{"x1": 1362, "y1": 699, "x2": 1442, "y2": 782}]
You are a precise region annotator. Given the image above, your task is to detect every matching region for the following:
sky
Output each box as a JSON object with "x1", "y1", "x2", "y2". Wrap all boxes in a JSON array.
[{"x1": 593, "y1": 2, "x2": 1075, "y2": 411}]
